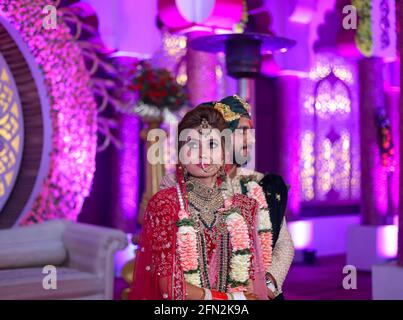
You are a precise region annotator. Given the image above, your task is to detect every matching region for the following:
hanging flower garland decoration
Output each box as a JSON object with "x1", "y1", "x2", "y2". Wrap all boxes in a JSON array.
[
  {"x1": 245, "y1": 180, "x2": 273, "y2": 274},
  {"x1": 376, "y1": 108, "x2": 395, "y2": 171},
  {"x1": 129, "y1": 61, "x2": 188, "y2": 122},
  {"x1": 175, "y1": 181, "x2": 252, "y2": 293},
  {"x1": 379, "y1": 0, "x2": 391, "y2": 49},
  {"x1": 352, "y1": 0, "x2": 373, "y2": 57},
  {"x1": 175, "y1": 183, "x2": 202, "y2": 287}
]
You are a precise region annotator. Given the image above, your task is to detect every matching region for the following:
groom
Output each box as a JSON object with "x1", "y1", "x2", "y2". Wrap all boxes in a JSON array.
[{"x1": 160, "y1": 95, "x2": 294, "y2": 300}]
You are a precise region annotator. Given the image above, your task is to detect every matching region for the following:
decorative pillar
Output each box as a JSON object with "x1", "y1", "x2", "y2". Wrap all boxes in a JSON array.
[
  {"x1": 111, "y1": 113, "x2": 140, "y2": 233},
  {"x1": 385, "y1": 85, "x2": 400, "y2": 221},
  {"x1": 347, "y1": 57, "x2": 393, "y2": 271},
  {"x1": 399, "y1": 130, "x2": 403, "y2": 269},
  {"x1": 358, "y1": 57, "x2": 388, "y2": 226},
  {"x1": 186, "y1": 32, "x2": 218, "y2": 106},
  {"x1": 371, "y1": 1, "x2": 403, "y2": 299},
  {"x1": 348, "y1": 57, "x2": 401, "y2": 272},
  {"x1": 255, "y1": 74, "x2": 301, "y2": 220},
  {"x1": 237, "y1": 78, "x2": 256, "y2": 126},
  {"x1": 340, "y1": 0, "x2": 402, "y2": 274},
  {"x1": 399, "y1": 112, "x2": 403, "y2": 268},
  {"x1": 137, "y1": 120, "x2": 166, "y2": 226},
  {"x1": 277, "y1": 75, "x2": 301, "y2": 220},
  {"x1": 399, "y1": 0, "x2": 403, "y2": 266}
]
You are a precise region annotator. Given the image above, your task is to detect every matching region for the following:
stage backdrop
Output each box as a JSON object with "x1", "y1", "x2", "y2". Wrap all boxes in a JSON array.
[{"x1": 0, "y1": 0, "x2": 97, "y2": 228}]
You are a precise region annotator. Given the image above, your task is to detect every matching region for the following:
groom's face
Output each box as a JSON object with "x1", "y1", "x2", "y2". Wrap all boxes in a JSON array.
[{"x1": 233, "y1": 116, "x2": 255, "y2": 165}]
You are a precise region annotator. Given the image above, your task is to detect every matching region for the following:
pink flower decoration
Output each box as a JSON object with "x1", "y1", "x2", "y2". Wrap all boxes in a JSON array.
[
  {"x1": 177, "y1": 231, "x2": 198, "y2": 271},
  {"x1": 248, "y1": 185, "x2": 267, "y2": 208},
  {"x1": 178, "y1": 210, "x2": 189, "y2": 220},
  {"x1": 224, "y1": 199, "x2": 232, "y2": 208},
  {"x1": 260, "y1": 232, "x2": 273, "y2": 270},
  {"x1": 227, "y1": 215, "x2": 250, "y2": 251},
  {"x1": 2, "y1": 0, "x2": 98, "y2": 225}
]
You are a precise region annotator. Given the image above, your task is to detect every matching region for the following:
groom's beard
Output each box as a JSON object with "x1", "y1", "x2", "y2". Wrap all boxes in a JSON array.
[{"x1": 233, "y1": 147, "x2": 250, "y2": 167}]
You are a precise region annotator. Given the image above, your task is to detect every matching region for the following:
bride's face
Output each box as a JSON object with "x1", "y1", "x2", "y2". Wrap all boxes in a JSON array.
[{"x1": 179, "y1": 128, "x2": 223, "y2": 178}]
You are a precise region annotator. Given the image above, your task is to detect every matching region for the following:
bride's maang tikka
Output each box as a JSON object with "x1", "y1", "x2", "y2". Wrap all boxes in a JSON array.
[{"x1": 198, "y1": 117, "x2": 212, "y2": 137}]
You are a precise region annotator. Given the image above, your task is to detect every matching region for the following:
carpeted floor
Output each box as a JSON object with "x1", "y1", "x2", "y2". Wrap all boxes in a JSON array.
[{"x1": 283, "y1": 254, "x2": 372, "y2": 300}]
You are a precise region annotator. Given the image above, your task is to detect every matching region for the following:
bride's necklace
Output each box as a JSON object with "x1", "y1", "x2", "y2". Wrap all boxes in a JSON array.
[
  {"x1": 186, "y1": 177, "x2": 224, "y2": 230},
  {"x1": 176, "y1": 175, "x2": 252, "y2": 293}
]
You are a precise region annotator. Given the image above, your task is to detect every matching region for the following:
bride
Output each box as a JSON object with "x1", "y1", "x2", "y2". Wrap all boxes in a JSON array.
[{"x1": 129, "y1": 105, "x2": 271, "y2": 300}]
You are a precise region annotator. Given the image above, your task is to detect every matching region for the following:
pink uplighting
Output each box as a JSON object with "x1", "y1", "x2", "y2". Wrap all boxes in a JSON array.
[
  {"x1": 393, "y1": 215, "x2": 399, "y2": 226},
  {"x1": 289, "y1": 220, "x2": 314, "y2": 250},
  {"x1": 114, "y1": 234, "x2": 137, "y2": 277},
  {"x1": 377, "y1": 225, "x2": 398, "y2": 259}
]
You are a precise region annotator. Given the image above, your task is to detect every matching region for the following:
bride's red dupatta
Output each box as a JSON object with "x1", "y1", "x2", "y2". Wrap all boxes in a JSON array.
[
  {"x1": 128, "y1": 168, "x2": 188, "y2": 300},
  {"x1": 128, "y1": 185, "x2": 187, "y2": 300}
]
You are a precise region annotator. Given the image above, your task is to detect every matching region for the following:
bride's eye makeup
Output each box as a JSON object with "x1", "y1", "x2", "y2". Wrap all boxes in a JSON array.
[
  {"x1": 208, "y1": 139, "x2": 219, "y2": 149},
  {"x1": 186, "y1": 138, "x2": 199, "y2": 149}
]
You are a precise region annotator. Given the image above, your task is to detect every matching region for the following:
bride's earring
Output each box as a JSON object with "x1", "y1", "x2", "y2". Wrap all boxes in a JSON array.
[
  {"x1": 183, "y1": 165, "x2": 189, "y2": 181},
  {"x1": 178, "y1": 163, "x2": 188, "y2": 182},
  {"x1": 219, "y1": 165, "x2": 226, "y2": 181}
]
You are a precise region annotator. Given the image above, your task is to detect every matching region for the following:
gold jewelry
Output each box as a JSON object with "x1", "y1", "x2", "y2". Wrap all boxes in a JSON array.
[
  {"x1": 186, "y1": 177, "x2": 224, "y2": 229},
  {"x1": 183, "y1": 165, "x2": 189, "y2": 181},
  {"x1": 232, "y1": 94, "x2": 251, "y2": 112},
  {"x1": 198, "y1": 118, "x2": 212, "y2": 137},
  {"x1": 213, "y1": 102, "x2": 241, "y2": 122}
]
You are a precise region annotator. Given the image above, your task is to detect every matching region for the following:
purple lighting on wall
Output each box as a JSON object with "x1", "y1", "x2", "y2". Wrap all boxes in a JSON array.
[{"x1": 300, "y1": 55, "x2": 360, "y2": 203}]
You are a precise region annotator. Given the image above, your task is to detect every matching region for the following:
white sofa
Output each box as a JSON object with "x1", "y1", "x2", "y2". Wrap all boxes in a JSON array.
[{"x1": 0, "y1": 219, "x2": 127, "y2": 300}]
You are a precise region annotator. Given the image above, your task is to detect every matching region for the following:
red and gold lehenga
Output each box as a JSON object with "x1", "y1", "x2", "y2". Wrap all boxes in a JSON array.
[{"x1": 129, "y1": 171, "x2": 269, "y2": 300}]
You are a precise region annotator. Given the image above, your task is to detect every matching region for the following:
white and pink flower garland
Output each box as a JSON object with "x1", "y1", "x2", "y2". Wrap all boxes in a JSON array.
[
  {"x1": 245, "y1": 181, "x2": 273, "y2": 273},
  {"x1": 175, "y1": 183, "x2": 251, "y2": 292},
  {"x1": 176, "y1": 183, "x2": 201, "y2": 286},
  {"x1": 224, "y1": 209, "x2": 251, "y2": 292}
]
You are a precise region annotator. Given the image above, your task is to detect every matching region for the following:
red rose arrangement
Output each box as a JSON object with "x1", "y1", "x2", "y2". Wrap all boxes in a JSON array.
[{"x1": 129, "y1": 61, "x2": 187, "y2": 112}]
